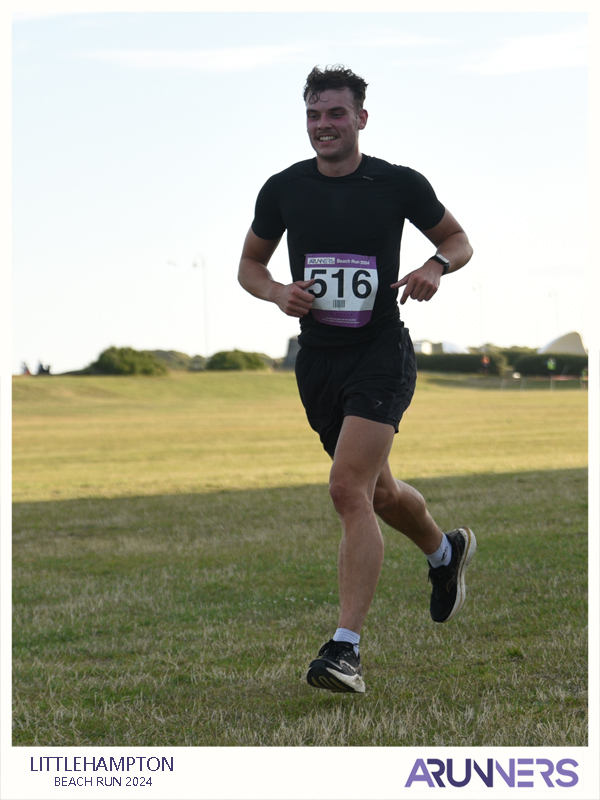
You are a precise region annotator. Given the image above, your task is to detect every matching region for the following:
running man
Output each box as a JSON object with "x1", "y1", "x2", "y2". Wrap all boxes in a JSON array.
[{"x1": 238, "y1": 65, "x2": 476, "y2": 694}]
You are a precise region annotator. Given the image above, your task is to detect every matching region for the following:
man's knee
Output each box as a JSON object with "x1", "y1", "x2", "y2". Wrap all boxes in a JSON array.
[{"x1": 329, "y1": 476, "x2": 372, "y2": 517}]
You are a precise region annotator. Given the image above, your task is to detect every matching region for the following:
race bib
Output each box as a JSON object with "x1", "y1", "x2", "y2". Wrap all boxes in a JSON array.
[{"x1": 304, "y1": 253, "x2": 378, "y2": 328}]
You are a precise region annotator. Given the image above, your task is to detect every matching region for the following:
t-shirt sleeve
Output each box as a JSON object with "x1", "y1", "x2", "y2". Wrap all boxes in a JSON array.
[
  {"x1": 404, "y1": 168, "x2": 446, "y2": 231},
  {"x1": 251, "y1": 176, "x2": 286, "y2": 241}
]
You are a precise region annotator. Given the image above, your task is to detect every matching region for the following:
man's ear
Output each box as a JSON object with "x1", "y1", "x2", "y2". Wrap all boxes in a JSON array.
[{"x1": 358, "y1": 109, "x2": 368, "y2": 130}]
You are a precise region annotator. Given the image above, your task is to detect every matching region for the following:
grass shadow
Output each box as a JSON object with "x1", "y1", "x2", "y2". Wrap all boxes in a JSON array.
[{"x1": 13, "y1": 468, "x2": 587, "y2": 747}]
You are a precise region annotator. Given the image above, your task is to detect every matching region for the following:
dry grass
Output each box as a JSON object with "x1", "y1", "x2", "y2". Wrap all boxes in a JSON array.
[
  {"x1": 12, "y1": 371, "x2": 587, "y2": 501},
  {"x1": 12, "y1": 373, "x2": 588, "y2": 746},
  {"x1": 13, "y1": 472, "x2": 587, "y2": 747}
]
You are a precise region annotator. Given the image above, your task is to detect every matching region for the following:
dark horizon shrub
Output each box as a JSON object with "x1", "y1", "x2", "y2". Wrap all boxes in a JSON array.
[
  {"x1": 512, "y1": 353, "x2": 588, "y2": 377},
  {"x1": 89, "y1": 347, "x2": 168, "y2": 376},
  {"x1": 206, "y1": 350, "x2": 269, "y2": 371},
  {"x1": 415, "y1": 353, "x2": 505, "y2": 375},
  {"x1": 149, "y1": 350, "x2": 207, "y2": 371}
]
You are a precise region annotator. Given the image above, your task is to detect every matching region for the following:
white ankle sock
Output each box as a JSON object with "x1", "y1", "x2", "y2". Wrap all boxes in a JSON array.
[
  {"x1": 333, "y1": 627, "x2": 360, "y2": 656},
  {"x1": 427, "y1": 533, "x2": 452, "y2": 569}
]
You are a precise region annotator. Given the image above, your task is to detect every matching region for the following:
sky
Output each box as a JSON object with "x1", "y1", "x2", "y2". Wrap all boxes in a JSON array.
[{"x1": 9, "y1": 9, "x2": 590, "y2": 373}]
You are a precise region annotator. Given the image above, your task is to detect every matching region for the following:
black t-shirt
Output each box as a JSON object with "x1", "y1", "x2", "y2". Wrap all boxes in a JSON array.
[{"x1": 251, "y1": 154, "x2": 445, "y2": 348}]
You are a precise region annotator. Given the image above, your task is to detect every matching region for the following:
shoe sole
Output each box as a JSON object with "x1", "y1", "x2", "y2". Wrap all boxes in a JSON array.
[
  {"x1": 306, "y1": 664, "x2": 366, "y2": 693},
  {"x1": 445, "y1": 526, "x2": 477, "y2": 622}
]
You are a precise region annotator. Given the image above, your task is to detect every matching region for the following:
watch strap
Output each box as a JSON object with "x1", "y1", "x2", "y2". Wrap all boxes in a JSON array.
[{"x1": 431, "y1": 254, "x2": 450, "y2": 275}]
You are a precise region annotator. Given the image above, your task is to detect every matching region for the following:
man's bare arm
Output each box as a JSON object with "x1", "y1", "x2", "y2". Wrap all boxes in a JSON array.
[
  {"x1": 391, "y1": 209, "x2": 473, "y2": 305},
  {"x1": 238, "y1": 228, "x2": 315, "y2": 318}
]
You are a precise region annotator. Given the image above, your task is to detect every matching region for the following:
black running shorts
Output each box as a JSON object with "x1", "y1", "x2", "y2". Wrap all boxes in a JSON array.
[{"x1": 294, "y1": 322, "x2": 417, "y2": 458}]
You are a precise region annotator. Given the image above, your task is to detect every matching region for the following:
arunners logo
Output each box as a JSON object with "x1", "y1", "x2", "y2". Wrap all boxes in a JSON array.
[
  {"x1": 307, "y1": 257, "x2": 335, "y2": 265},
  {"x1": 405, "y1": 758, "x2": 579, "y2": 789}
]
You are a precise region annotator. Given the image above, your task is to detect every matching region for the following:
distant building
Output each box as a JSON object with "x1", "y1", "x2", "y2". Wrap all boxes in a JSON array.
[
  {"x1": 283, "y1": 336, "x2": 300, "y2": 369},
  {"x1": 538, "y1": 331, "x2": 587, "y2": 356},
  {"x1": 284, "y1": 335, "x2": 467, "y2": 367},
  {"x1": 414, "y1": 340, "x2": 468, "y2": 355},
  {"x1": 413, "y1": 340, "x2": 433, "y2": 355}
]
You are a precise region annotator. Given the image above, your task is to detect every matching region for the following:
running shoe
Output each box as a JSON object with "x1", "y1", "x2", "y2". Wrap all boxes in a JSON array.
[
  {"x1": 428, "y1": 527, "x2": 477, "y2": 623},
  {"x1": 306, "y1": 639, "x2": 366, "y2": 693}
]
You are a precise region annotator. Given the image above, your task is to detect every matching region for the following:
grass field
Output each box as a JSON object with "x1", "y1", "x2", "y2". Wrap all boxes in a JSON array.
[{"x1": 12, "y1": 371, "x2": 588, "y2": 746}]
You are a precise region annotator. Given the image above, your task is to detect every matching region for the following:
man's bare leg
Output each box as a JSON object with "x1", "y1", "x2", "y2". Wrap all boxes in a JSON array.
[
  {"x1": 307, "y1": 415, "x2": 475, "y2": 693},
  {"x1": 373, "y1": 462, "x2": 443, "y2": 556},
  {"x1": 306, "y1": 415, "x2": 392, "y2": 693},
  {"x1": 327, "y1": 415, "x2": 395, "y2": 634},
  {"x1": 373, "y1": 460, "x2": 476, "y2": 624}
]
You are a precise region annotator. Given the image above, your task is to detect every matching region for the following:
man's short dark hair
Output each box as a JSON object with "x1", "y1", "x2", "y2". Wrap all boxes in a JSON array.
[{"x1": 303, "y1": 65, "x2": 368, "y2": 109}]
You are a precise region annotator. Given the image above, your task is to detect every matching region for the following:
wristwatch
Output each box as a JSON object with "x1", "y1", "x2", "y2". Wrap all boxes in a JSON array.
[{"x1": 431, "y1": 253, "x2": 450, "y2": 275}]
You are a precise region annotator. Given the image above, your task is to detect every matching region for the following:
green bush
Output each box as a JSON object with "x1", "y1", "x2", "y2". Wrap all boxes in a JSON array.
[
  {"x1": 89, "y1": 347, "x2": 168, "y2": 376},
  {"x1": 206, "y1": 350, "x2": 269, "y2": 371},
  {"x1": 149, "y1": 350, "x2": 207, "y2": 371},
  {"x1": 512, "y1": 353, "x2": 588, "y2": 377},
  {"x1": 416, "y1": 353, "x2": 505, "y2": 375},
  {"x1": 497, "y1": 346, "x2": 538, "y2": 366}
]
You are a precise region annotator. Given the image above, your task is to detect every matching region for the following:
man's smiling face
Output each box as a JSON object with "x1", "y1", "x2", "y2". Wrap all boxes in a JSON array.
[{"x1": 306, "y1": 87, "x2": 368, "y2": 166}]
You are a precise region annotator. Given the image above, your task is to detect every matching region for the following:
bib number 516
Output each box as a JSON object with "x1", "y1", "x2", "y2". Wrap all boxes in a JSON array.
[{"x1": 307, "y1": 268, "x2": 374, "y2": 300}]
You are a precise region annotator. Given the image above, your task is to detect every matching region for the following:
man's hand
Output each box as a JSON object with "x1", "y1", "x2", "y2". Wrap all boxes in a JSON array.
[
  {"x1": 271, "y1": 279, "x2": 315, "y2": 317},
  {"x1": 391, "y1": 260, "x2": 444, "y2": 305},
  {"x1": 391, "y1": 208, "x2": 474, "y2": 305},
  {"x1": 238, "y1": 229, "x2": 315, "y2": 317}
]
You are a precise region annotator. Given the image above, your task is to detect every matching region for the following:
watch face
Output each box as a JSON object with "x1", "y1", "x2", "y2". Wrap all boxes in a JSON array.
[{"x1": 434, "y1": 254, "x2": 449, "y2": 266}]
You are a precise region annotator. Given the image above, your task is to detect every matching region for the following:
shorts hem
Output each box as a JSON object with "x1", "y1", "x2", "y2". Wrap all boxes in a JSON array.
[{"x1": 342, "y1": 409, "x2": 400, "y2": 433}]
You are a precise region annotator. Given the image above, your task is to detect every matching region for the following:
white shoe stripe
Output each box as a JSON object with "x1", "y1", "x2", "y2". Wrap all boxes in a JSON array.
[
  {"x1": 326, "y1": 667, "x2": 366, "y2": 693},
  {"x1": 447, "y1": 527, "x2": 476, "y2": 621}
]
